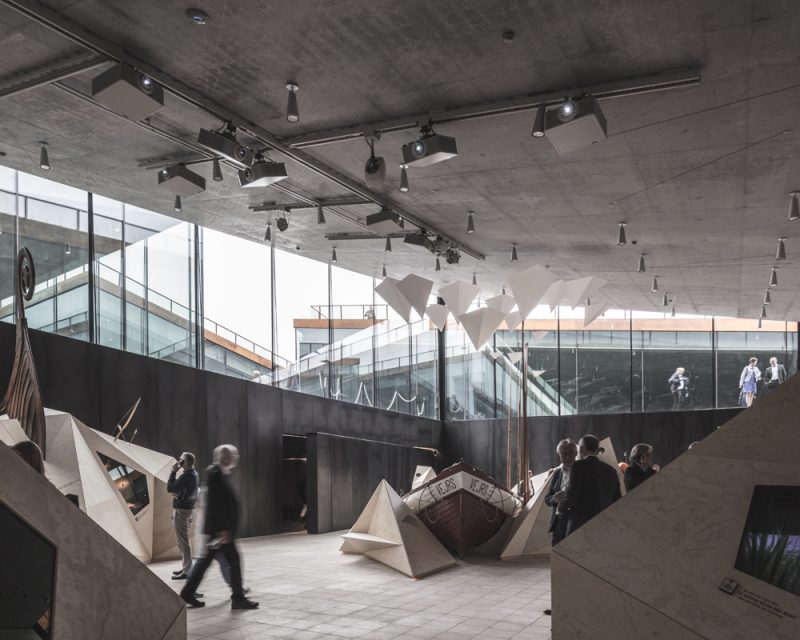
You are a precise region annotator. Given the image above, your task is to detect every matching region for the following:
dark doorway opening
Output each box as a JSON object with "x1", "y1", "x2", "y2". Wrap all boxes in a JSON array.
[{"x1": 281, "y1": 434, "x2": 307, "y2": 533}]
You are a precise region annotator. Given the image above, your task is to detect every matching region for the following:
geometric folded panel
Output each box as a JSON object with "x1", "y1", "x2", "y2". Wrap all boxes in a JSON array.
[
  {"x1": 501, "y1": 469, "x2": 555, "y2": 559},
  {"x1": 458, "y1": 306, "x2": 507, "y2": 350},
  {"x1": 375, "y1": 277, "x2": 413, "y2": 322},
  {"x1": 340, "y1": 480, "x2": 456, "y2": 579},
  {"x1": 425, "y1": 303, "x2": 449, "y2": 332},
  {"x1": 397, "y1": 274, "x2": 434, "y2": 319},
  {"x1": 438, "y1": 281, "x2": 480, "y2": 318},
  {"x1": 508, "y1": 264, "x2": 557, "y2": 319},
  {"x1": 552, "y1": 374, "x2": 800, "y2": 640}
]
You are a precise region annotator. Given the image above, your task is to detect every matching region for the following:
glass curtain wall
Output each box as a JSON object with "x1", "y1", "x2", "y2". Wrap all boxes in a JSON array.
[
  {"x1": 2, "y1": 164, "x2": 799, "y2": 422},
  {"x1": 201, "y1": 228, "x2": 272, "y2": 380}
]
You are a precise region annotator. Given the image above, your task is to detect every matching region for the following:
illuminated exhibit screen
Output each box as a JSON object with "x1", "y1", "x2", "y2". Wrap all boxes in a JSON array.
[
  {"x1": 734, "y1": 485, "x2": 800, "y2": 597},
  {"x1": 97, "y1": 452, "x2": 150, "y2": 515}
]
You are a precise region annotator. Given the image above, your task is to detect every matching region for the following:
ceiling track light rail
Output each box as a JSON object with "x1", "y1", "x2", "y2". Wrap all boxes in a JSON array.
[
  {"x1": 0, "y1": 50, "x2": 105, "y2": 99},
  {"x1": 6, "y1": 0, "x2": 484, "y2": 261},
  {"x1": 279, "y1": 68, "x2": 702, "y2": 149}
]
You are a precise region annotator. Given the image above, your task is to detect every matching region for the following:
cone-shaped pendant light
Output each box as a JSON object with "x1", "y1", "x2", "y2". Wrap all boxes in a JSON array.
[
  {"x1": 770, "y1": 267, "x2": 778, "y2": 287},
  {"x1": 776, "y1": 237, "x2": 786, "y2": 261},
  {"x1": 382, "y1": 264, "x2": 387, "y2": 278},
  {"x1": 788, "y1": 192, "x2": 799, "y2": 221},
  {"x1": 435, "y1": 256, "x2": 441, "y2": 272},
  {"x1": 385, "y1": 236, "x2": 392, "y2": 252},
  {"x1": 317, "y1": 205, "x2": 325, "y2": 224},
  {"x1": 331, "y1": 247, "x2": 337, "y2": 263},
  {"x1": 617, "y1": 222, "x2": 627, "y2": 245},
  {"x1": 39, "y1": 142, "x2": 50, "y2": 170},
  {"x1": 467, "y1": 211, "x2": 475, "y2": 234},
  {"x1": 637, "y1": 254, "x2": 646, "y2": 273},
  {"x1": 662, "y1": 292, "x2": 668, "y2": 307},
  {"x1": 758, "y1": 316, "x2": 763, "y2": 329},
  {"x1": 760, "y1": 304, "x2": 767, "y2": 319},
  {"x1": 174, "y1": 195, "x2": 182, "y2": 212},
  {"x1": 510, "y1": 243, "x2": 518, "y2": 263},
  {"x1": 472, "y1": 273, "x2": 477, "y2": 286},
  {"x1": 264, "y1": 223, "x2": 271, "y2": 242},
  {"x1": 212, "y1": 158, "x2": 223, "y2": 182},
  {"x1": 65, "y1": 241, "x2": 71, "y2": 256},
  {"x1": 671, "y1": 305, "x2": 676, "y2": 317},
  {"x1": 763, "y1": 289, "x2": 771, "y2": 305},
  {"x1": 651, "y1": 276, "x2": 658, "y2": 292},
  {"x1": 399, "y1": 166, "x2": 409, "y2": 193}
]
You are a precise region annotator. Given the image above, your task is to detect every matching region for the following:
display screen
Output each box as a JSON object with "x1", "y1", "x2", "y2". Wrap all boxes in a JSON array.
[
  {"x1": 735, "y1": 485, "x2": 800, "y2": 597},
  {"x1": 97, "y1": 452, "x2": 150, "y2": 516}
]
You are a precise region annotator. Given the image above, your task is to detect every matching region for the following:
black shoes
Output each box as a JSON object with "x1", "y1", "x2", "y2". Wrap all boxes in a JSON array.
[
  {"x1": 171, "y1": 572, "x2": 189, "y2": 580},
  {"x1": 180, "y1": 592, "x2": 205, "y2": 608},
  {"x1": 231, "y1": 597, "x2": 259, "y2": 610}
]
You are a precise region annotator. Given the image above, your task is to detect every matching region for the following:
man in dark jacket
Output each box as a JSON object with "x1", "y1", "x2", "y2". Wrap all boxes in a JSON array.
[
  {"x1": 167, "y1": 451, "x2": 199, "y2": 580},
  {"x1": 624, "y1": 443, "x2": 658, "y2": 492},
  {"x1": 559, "y1": 434, "x2": 621, "y2": 537},
  {"x1": 544, "y1": 439, "x2": 577, "y2": 545},
  {"x1": 180, "y1": 445, "x2": 258, "y2": 610}
]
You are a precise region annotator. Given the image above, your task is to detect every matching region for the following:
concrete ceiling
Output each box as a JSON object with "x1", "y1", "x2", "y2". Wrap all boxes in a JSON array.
[{"x1": 2, "y1": 0, "x2": 800, "y2": 319}]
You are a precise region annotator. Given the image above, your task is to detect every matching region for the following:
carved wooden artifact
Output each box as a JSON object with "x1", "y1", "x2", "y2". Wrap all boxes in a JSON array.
[{"x1": 0, "y1": 248, "x2": 47, "y2": 458}]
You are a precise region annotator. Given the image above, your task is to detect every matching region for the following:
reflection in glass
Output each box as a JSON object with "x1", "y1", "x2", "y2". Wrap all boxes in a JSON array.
[{"x1": 98, "y1": 453, "x2": 150, "y2": 515}]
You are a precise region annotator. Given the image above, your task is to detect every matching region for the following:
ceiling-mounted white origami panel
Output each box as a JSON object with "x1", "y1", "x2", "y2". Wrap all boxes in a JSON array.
[
  {"x1": 544, "y1": 279, "x2": 567, "y2": 311},
  {"x1": 561, "y1": 276, "x2": 608, "y2": 310},
  {"x1": 425, "y1": 303, "x2": 449, "y2": 332},
  {"x1": 375, "y1": 277, "x2": 412, "y2": 322},
  {"x1": 508, "y1": 265, "x2": 558, "y2": 319},
  {"x1": 458, "y1": 307, "x2": 507, "y2": 350},
  {"x1": 486, "y1": 293, "x2": 516, "y2": 315},
  {"x1": 584, "y1": 300, "x2": 610, "y2": 326},
  {"x1": 438, "y1": 281, "x2": 479, "y2": 317},
  {"x1": 505, "y1": 310, "x2": 521, "y2": 330},
  {"x1": 508, "y1": 351, "x2": 523, "y2": 364},
  {"x1": 397, "y1": 274, "x2": 434, "y2": 319}
]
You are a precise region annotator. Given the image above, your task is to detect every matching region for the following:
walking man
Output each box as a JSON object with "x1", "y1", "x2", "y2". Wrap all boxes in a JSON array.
[
  {"x1": 167, "y1": 451, "x2": 199, "y2": 580},
  {"x1": 764, "y1": 356, "x2": 788, "y2": 394},
  {"x1": 180, "y1": 444, "x2": 258, "y2": 610}
]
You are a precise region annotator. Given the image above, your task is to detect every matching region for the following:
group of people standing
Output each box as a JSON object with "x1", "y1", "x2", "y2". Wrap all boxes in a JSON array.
[
  {"x1": 668, "y1": 355, "x2": 788, "y2": 410},
  {"x1": 544, "y1": 436, "x2": 659, "y2": 547},
  {"x1": 739, "y1": 356, "x2": 787, "y2": 407},
  {"x1": 166, "y1": 445, "x2": 259, "y2": 610}
]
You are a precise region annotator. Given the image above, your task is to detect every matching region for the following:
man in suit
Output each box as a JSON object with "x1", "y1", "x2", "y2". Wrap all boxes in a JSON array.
[
  {"x1": 559, "y1": 434, "x2": 621, "y2": 537},
  {"x1": 544, "y1": 439, "x2": 577, "y2": 545},
  {"x1": 764, "y1": 357, "x2": 788, "y2": 393},
  {"x1": 180, "y1": 445, "x2": 258, "y2": 610}
]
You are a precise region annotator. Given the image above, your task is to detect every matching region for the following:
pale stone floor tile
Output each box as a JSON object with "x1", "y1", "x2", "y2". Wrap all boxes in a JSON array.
[{"x1": 151, "y1": 531, "x2": 552, "y2": 640}]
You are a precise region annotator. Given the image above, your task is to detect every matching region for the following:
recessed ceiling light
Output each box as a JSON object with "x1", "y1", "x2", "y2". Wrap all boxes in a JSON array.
[{"x1": 185, "y1": 8, "x2": 210, "y2": 25}]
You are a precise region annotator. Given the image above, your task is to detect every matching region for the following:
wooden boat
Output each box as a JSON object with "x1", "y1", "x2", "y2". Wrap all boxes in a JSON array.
[{"x1": 403, "y1": 462, "x2": 520, "y2": 557}]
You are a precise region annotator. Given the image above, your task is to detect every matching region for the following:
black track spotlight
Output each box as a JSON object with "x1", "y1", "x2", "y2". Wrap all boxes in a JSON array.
[
  {"x1": 317, "y1": 205, "x2": 326, "y2": 225},
  {"x1": 286, "y1": 82, "x2": 299, "y2": 123},
  {"x1": 331, "y1": 247, "x2": 337, "y2": 263},
  {"x1": 651, "y1": 276, "x2": 658, "y2": 292},
  {"x1": 776, "y1": 237, "x2": 786, "y2": 261},
  {"x1": 39, "y1": 142, "x2": 50, "y2": 170},
  {"x1": 467, "y1": 211, "x2": 475, "y2": 235},
  {"x1": 764, "y1": 289, "x2": 771, "y2": 305},
  {"x1": 212, "y1": 158, "x2": 223, "y2": 182},
  {"x1": 399, "y1": 165, "x2": 409, "y2": 193},
  {"x1": 637, "y1": 254, "x2": 646, "y2": 273},
  {"x1": 511, "y1": 243, "x2": 518, "y2": 263},
  {"x1": 277, "y1": 211, "x2": 289, "y2": 232},
  {"x1": 788, "y1": 192, "x2": 800, "y2": 221},
  {"x1": 617, "y1": 222, "x2": 627, "y2": 246},
  {"x1": 385, "y1": 236, "x2": 392, "y2": 253},
  {"x1": 435, "y1": 256, "x2": 441, "y2": 272},
  {"x1": 264, "y1": 222, "x2": 271, "y2": 243},
  {"x1": 174, "y1": 195, "x2": 182, "y2": 213},
  {"x1": 531, "y1": 104, "x2": 546, "y2": 138},
  {"x1": 770, "y1": 267, "x2": 778, "y2": 288}
]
